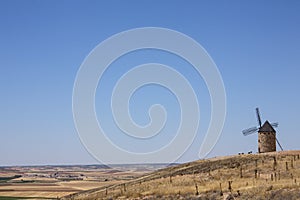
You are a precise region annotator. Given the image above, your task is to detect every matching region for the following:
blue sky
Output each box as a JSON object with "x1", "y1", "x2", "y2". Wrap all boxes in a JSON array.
[{"x1": 0, "y1": 0, "x2": 300, "y2": 165}]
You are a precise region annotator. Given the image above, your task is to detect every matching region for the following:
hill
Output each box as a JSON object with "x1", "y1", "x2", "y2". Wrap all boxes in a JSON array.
[{"x1": 61, "y1": 150, "x2": 300, "y2": 200}]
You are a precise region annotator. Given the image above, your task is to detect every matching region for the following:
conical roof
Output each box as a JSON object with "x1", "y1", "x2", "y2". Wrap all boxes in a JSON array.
[{"x1": 258, "y1": 120, "x2": 276, "y2": 133}]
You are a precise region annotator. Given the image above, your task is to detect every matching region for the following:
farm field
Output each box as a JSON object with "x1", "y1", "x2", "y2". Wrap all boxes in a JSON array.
[{"x1": 0, "y1": 164, "x2": 167, "y2": 199}]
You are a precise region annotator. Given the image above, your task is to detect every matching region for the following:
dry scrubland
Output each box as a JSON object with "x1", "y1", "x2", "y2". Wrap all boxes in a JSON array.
[
  {"x1": 0, "y1": 164, "x2": 161, "y2": 199},
  {"x1": 62, "y1": 150, "x2": 300, "y2": 200}
]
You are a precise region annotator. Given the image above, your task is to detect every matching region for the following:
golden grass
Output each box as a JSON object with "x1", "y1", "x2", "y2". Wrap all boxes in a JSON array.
[{"x1": 61, "y1": 150, "x2": 300, "y2": 200}]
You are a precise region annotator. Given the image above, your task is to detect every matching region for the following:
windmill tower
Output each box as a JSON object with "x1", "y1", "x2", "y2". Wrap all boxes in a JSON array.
[
  {"x1": 242, "y1": 108, "x2": 283, "y2": 153},
  {"x1": 258, "y1": 120, "x2": 276, "y2": 153}
]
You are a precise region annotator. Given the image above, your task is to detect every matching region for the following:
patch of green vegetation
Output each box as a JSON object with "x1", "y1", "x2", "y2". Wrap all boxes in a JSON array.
[
  {"x1": 19, "y1": 179, "x2": 35, "y2": 183},
  {"x1": 0, "y1": 175, "x2": 22, "y2": 183}
]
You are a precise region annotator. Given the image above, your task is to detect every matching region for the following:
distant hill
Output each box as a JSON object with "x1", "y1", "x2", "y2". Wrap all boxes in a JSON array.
[{"x1": 61, "y1": 150, "x2": 300, "y2": 200}]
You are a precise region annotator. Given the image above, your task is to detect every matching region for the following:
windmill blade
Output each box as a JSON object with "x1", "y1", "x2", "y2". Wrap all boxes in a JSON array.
[
  {"x1": 256, "y1": 108, "x2": 262, "y2": 128},
  {"x1": 242, "y1": 127, "x2": 258, "y2": 136},
  {"x1": 276, "y1": 138, "x2": 284, "y2": 151},
  {"x1": 271, "y1": 122, "x2": 279, "y2": 128}
]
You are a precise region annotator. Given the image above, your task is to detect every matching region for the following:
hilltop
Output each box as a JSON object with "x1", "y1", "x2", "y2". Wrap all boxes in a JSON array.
[{"x1": 61, "y1": 150, "x2": 300, "y2": 200}]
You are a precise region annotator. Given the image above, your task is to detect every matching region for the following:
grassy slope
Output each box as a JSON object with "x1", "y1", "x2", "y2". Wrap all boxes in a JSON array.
[{"x1": 61, "y1": 150, "x2": 300, "y2": 200}]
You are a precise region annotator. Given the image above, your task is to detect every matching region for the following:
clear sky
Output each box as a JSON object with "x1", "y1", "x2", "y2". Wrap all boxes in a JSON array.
[{"x1": 1, "y1": 0, "x2": 300, "y2": 166}]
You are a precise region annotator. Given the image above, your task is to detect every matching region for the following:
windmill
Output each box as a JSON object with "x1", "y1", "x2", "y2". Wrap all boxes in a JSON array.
[{"x1": 242, "y1": 108, "x2": 283, "y2": 153}]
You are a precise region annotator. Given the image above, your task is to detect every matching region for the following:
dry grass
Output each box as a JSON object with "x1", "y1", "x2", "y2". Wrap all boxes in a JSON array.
[{"x1": 61, "y1": 150, "x2": 300, "y2": 200}]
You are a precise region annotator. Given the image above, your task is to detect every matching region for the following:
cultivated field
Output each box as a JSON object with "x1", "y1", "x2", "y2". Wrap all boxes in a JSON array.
[
  {"x1": 0, "y1": 164, "x2": 166, "y2": 199},
  {"x1": 61, "y1": 150, "x2": 300, "y2": 200}
]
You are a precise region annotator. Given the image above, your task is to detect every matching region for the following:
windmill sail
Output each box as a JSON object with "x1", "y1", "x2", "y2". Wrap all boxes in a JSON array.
[
  {"x1": 242, "y1": 127, "x2": 259, "y2": 136},
  {"x1": 256, "y1": 108, "x2": 262, "y2": 128}
]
